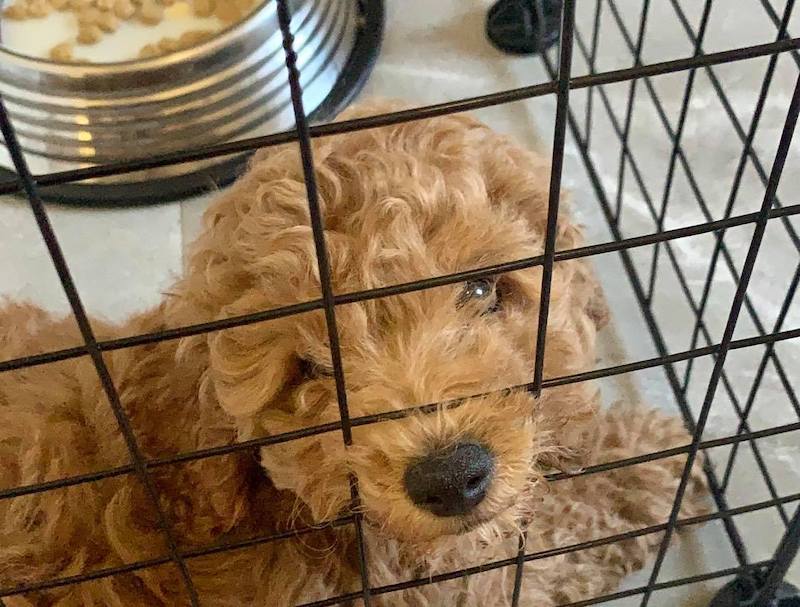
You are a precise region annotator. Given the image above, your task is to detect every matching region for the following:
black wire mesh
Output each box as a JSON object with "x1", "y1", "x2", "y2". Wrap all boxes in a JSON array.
[{"x1": 0, "y1": 0, "x2": 798, "y2": 605}]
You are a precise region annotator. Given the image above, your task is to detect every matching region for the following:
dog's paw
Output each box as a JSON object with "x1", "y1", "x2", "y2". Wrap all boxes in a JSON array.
[{"x1": 585, "y1": 404, "x2": 711, "y2": 525}]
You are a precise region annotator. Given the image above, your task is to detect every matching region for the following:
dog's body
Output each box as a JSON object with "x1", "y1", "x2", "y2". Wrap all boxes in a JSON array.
[{"x1": 0, "y1": 103, "x2": 706, "y2": 606}]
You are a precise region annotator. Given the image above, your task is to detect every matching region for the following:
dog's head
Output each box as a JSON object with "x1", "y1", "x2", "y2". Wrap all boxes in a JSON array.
[{"x1": 179, "y1": 102, "x2": 604, "y2": 546}]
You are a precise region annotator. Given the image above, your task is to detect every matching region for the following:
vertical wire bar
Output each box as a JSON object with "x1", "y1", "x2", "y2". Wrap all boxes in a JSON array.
[
  {"x1": 511, "y1": 1, "x2": 576, "y2": 604},
  {"x1": 0, "y1": 99, "x2": 202, "y2": 606},
  {"x1": 721, "y1": 260, "x2": 800, "y2": 490},
  {"x1": 644, "y1": 0, "x2": 714, "y2": 302},
  {"x1": 680, "y1": 0, "x2": 796, "y2": 393},
  {"x1": 757, "y1": 0, "x2": 800, "y2": 68},
  {"x1": 569, "y1": 4, "x2": 792, "y2": 545},
  {"x1": 608, "y1": 0, "x2": 800, "y2": 293},
  {"x1": 274, "y1": 1, "x2": 371, "y2": 603},
  {"x1": 539, "y1": 29, "x2": 752, "y2": 573},
  {"x1": 638, "y1": 72, "x2": 800, "y2": 607},
  {"x1": 584, "y1": 0, "x2": 604, "y2": 149},
  {"x1": 669, "y1": 0, "x2": 799, "y2": 525},
  {"x1": 667, "y1": 0, "x2": 800, "y2": 257},
  {"x1": 599, "y1": 0, "x2": 799, "y2": 529},
  {"x1": 659, "y1": 0, "x2": 800, "y2": 522},
  {"x1": 754, "y1": 506, "x2": 800, "y2": 607},
  {"x1": 612, "y1": 0, "x2": 651, "y2": 225}
]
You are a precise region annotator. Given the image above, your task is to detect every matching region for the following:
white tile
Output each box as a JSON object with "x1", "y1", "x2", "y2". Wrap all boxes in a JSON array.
[{"x1": 0, "y1": 195, "x2": 182, "y2": 325}]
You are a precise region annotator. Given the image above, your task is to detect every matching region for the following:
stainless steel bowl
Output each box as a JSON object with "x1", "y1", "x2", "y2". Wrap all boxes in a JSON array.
[{"x1": 0, "y1": 0, "x2": 382, "y2": 204}]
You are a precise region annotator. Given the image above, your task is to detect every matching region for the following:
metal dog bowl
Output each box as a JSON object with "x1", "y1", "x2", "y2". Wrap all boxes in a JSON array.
[{"x1": 0, "y1": 0, "x2": 382, "y2": 205}]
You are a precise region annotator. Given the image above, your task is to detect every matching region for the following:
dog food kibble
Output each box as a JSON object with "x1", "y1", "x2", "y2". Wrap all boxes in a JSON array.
[
  {"x1": 49, "y1": 41, "x2": 74, "y2": 61},
  {"x1": 76, "y1": 6, "x2": 101, "y2": 24},
  {"x1": 214, "y1": 2, "x2": 243, "y2": 23},
  {"x1": 96, "y1": 11, "x2": 119, "y2": 32},
  {"x1": 77, "y1": 23, "x2": 102, "y2": 43},
  {"x1": 136, "y1": 0, "x2": 164, "y2": 25},
  {"x1": 138, "y1": 42, "x2": 159, "y2": 58},
  {"x1": 179, "y1": 28, "x2": 213, "y2": 45},
  {"x1": 4, "y1": 0, "x2": 260, "y2": 63},
  {"x1": 113, "y1": 0, "x2": 135, "y2": 19},
  {"x1": 156, "y1": 36, "x2": 180, "y2": 53},
  {"x1": 191, "y1": 0, "x2": 214, "y2": 17},
  {"x1": 27, "y1": 0, "x2": 53, "y2": 17}
]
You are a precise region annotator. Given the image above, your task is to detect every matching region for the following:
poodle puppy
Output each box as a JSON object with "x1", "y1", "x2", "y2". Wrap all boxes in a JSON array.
[{"x1": 0, "y1": 101, "x2": 707, "y2": 606}]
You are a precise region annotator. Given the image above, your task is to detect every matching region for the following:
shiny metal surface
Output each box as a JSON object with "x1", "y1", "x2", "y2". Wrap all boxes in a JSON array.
[{"x1": 0, "y1": 0, "x2": 359, "y2": 189}]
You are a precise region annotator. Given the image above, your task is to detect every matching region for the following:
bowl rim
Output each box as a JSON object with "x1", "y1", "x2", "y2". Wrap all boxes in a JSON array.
[
  {"x1": 0, "y1": 0, "x2": 276, "y2": 75},
  {"x1": 0, "y1": 0, "x2": 384, "y2": 206}
]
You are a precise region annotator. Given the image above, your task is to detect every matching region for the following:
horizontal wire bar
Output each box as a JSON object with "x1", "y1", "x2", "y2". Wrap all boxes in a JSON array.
[
  {"x1": 181, "y1": 515, "x2": 354, "y2": 561},
  {"x1": 0, "y1": 77, "x2": 202, "y2": 607},
  {"x1": 557, "y1": 561, "x2": 773, "y2": 607},
  {"x1": 2, "y1": 201, "x2": 798, "y2": 377},
  {"x1": 112, "y1": 324, "x2": 800, "y2": 466},
  {"x1": 371, "y1": 507, "x2": 790, "y2": 603},
  {"x1": 0, "y1": 554, "x2": 174, "y2": 599},
  {"x1": 540, "y1": 326, "x2": 799, "y2": 389},
  {"x1": 300, "y1": 560, "x2": 776, "y2": 607},
  {"x1": 0, "y1": 298, "x2": 324, "y2": 374},
  {"x1": 0, "y1": 516, "x2": 354, "y2": 598},
  {"x1": 4, "y1": 453, "x2": 797, "y2": 601},
  {"x1": 0, "y1": 344, "x2": 89, "y2": 372},
  {"x1": 0, "y1": 38, "x2": 796, "y2": 195},
  {"x1": 3, "y1": 329, "x2": 799, "y2": 503},
  {"x1": 6, "y1": 481, "x2": 792, "y2": 604},
  {"x1": 543, "y1": 420, "x2": 800, "y2": 482},
  {"x1": 0, "y1": 463, "x2": 135, "y2": 500},
  {"x1": 298, "y1": 504, "x2": 788, "y2": 607}
]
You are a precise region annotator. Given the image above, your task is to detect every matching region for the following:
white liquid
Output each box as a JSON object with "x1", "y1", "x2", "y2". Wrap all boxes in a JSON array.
[{"x1": 1, "y1": 2, "x2": 224, "y2": 63}]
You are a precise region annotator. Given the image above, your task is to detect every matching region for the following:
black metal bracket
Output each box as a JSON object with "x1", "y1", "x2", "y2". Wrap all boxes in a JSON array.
[
  {"x1": 714, "y1": 507, "x2": 800, "y2": 606},
  {"x1": 710, "y1": 577, "x2": 800, "y2": 607},
  {"x1": 486, "y1": 0, "x2": 563, "y2": 55}
]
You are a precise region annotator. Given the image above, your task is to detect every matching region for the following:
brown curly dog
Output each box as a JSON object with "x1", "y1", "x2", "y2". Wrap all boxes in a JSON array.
[{"x1": 0, "y1": 101, "x2": 707, "y2": 606}]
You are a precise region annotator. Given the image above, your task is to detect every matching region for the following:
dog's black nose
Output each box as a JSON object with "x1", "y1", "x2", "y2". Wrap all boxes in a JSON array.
[{"x1": 403, "y1": 443, "x2": 494, "y2": 517}]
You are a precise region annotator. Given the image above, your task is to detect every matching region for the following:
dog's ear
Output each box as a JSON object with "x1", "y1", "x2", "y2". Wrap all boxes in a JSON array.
[
  {"x1": 173, "y1": 142, "x2": 323, "y2": 420},
  {"x1": 478, "y1": 134, "x2": 581, "y2": 245},
  {"x1": 207, "y1": 320, "x2": 298, "y2": 419}
]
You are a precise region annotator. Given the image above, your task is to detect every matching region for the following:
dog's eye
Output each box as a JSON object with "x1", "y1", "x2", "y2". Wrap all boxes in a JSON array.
[
  {"x1": 298, "y1": 358, "x2": 333, "y2": 379},
  {"x1": 459, "y1": 278, "x2": 500, "y2": 312},
  {"x1": 464, "y1": 279, "x2": 493, "y2": 300}
]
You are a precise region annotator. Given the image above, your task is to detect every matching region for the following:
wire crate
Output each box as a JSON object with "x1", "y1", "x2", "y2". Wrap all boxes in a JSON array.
[{"x1": 0, "y1": 0, "x2": 798, "y2": 606}]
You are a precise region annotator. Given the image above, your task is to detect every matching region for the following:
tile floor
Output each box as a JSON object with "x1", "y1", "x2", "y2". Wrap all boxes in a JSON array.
[{"x1": 1, "y1": 0, "x2": 798, "y2": 604}]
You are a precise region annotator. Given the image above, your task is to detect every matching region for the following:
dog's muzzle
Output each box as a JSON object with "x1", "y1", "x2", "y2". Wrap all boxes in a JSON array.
[{"x1": 403, "y1": 442, "x2": 494, "y2": 517}]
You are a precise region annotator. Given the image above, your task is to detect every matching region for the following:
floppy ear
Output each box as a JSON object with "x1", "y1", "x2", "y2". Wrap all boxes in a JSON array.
[
  {"x1": 478, "y1": 133, "x2": 579, "y2": 243},
  {"x1": 174, "y1": 131, "x2": 325, "y2": 420},
  {"x1": 208, "y1": 317, "x2": 298, "y2": 419}
]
